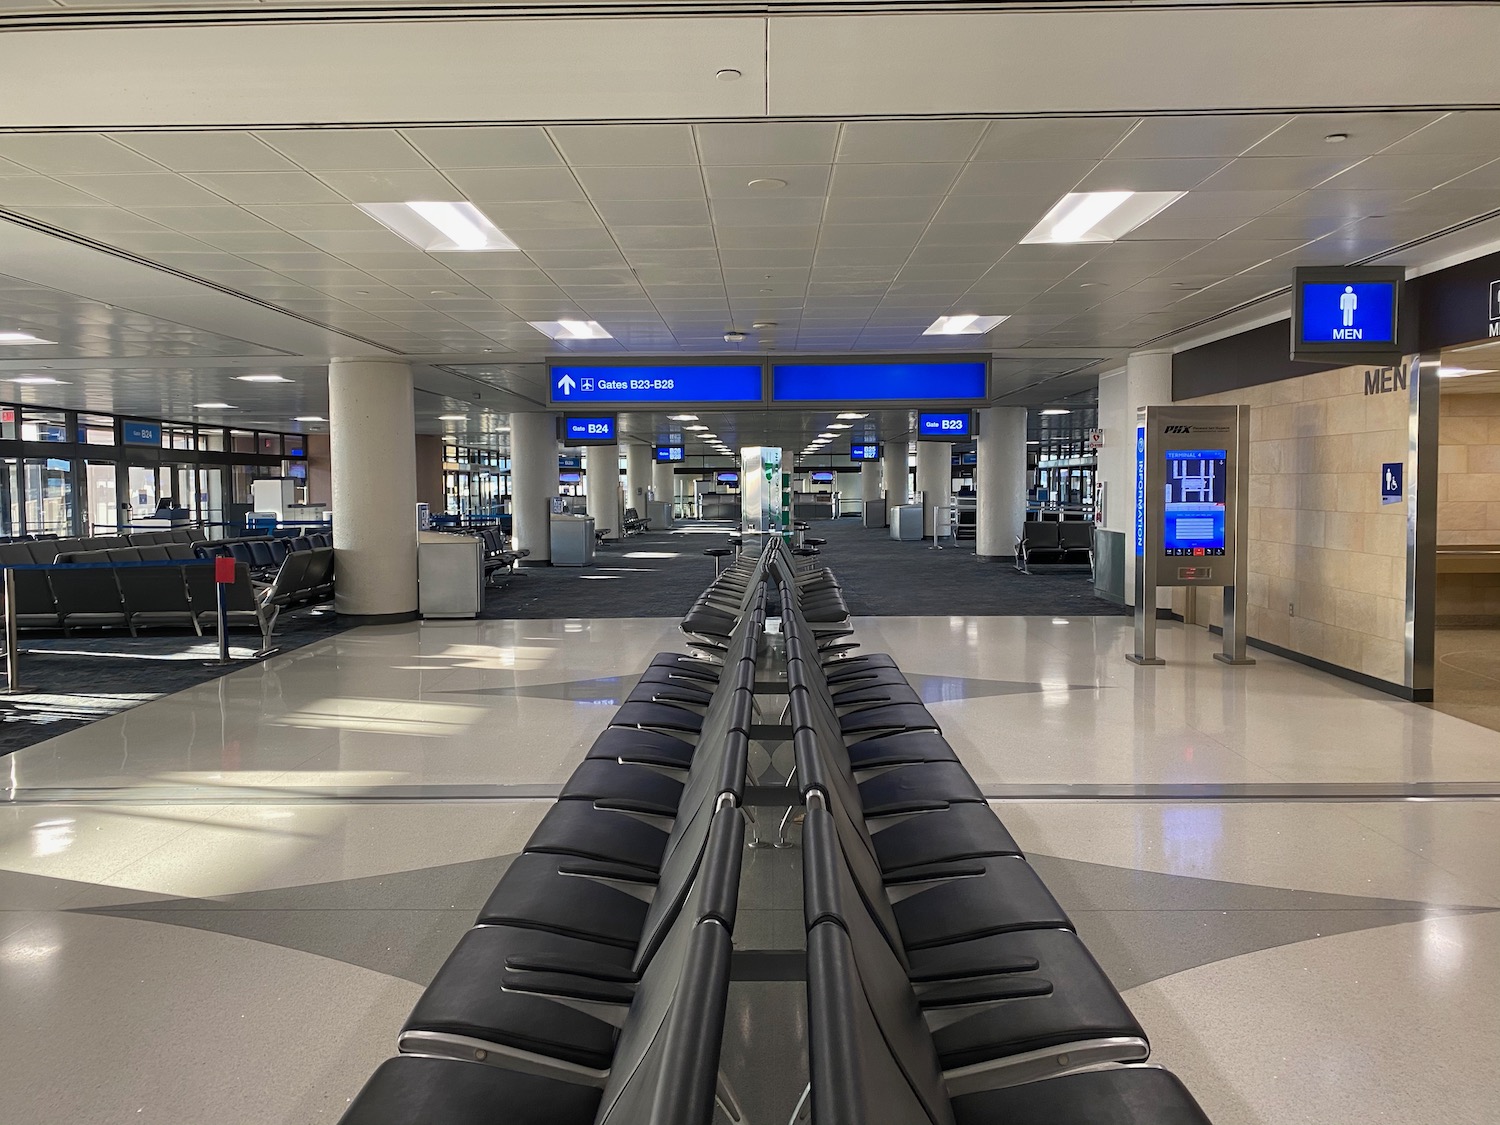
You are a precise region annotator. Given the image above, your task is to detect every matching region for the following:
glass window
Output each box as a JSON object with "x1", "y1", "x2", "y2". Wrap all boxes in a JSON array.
[
  {"x1": 127, "y1": 466, "x2": 159, "y2": 521},
  {"x1": 21, "y1": 410, "x2": 68, "y2": 442},
  {"x1": 24, "y1": 458, "x2": 73, "y2": 535},
  {"x1": 197, "y1": 427, "x2": 226, "y2": 452},
  {"x1": 84, "y1": 461, "x2": 118, "y2": 533},
  {"x1": 230, "y1": 430, "x2": 256, "y2": 454},
  {"x1": 163, "y1": 422, "x2": 195, "y2": 450},
  {"x1": 258, "y1": 434, "x2": 281, "y2": 456},
  {"x1": 0, "y1": 407, "x2": 16, "y2": 442},
  {"x1": 0, "y1": 458, "x2": 19, "y2": 536},
  {"x1": 78, "y1": 414, "x2": 116, "y2": 446},
  {"x1": 284, "y1": 435, "x2": 305, "y2": 458}
]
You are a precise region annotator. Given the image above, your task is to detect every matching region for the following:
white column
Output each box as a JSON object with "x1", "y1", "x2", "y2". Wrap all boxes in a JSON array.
[
  {"x1": 329, "y1": 357, "x2": 417, "y2": 618},
  {"x1": 860, "y1": 462, "x2": 881, "y2": 504},
  {"x1": 584, "y1": 444, "x2": 621, "y2": 539},
  {"x1": 975, "y1": 407, "x2": 1027, "y2": 559},
  {"x1": 914, "y1": 441, "x2": 950, "y2": 536},
  {"x1": 1098, "y1": 350, "x2": 1174, "y2": 604},
  {"x1": 510, "y1": 411, "x2": 557, "y2": 564},
  {"x1": 624, "y1": 443, "x2": 653, "y2": 514},
  {"x1": 881, "y1": 442, "x2": 908, "y2": 508},
  {"x1": 652, "y1": 460, "x2": 675, "y2": 504}
]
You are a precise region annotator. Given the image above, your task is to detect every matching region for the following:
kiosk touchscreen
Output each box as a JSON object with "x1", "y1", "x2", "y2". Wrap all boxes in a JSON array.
[{"x1": 1162, "y1": 449, "x2": 1226, "y2": 557}]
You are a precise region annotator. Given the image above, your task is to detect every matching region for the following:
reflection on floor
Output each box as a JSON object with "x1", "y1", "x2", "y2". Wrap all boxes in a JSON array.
[
  {"x1": 1433, "y1": 626, "x2": 1500, "y2": 733},
  {"x1": 2, "y1": 615, "x2": 1498, "y2": 1125}
]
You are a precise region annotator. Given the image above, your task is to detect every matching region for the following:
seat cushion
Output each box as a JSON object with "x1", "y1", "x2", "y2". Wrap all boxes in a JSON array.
[
  {"x1": 403, "y1": 924, "x2": 634, "y2": 1069},
  {"x1": 857, "y1": 761, "x2": 985, "y2": 815},
  {"x1": 522, "y1": 800, "x2": 671, "y2": 873},
  {"x1": 340, "y1": 1055, "x2": 602, "y2": 1125},
  {"x1": 892, "y1": 857, "x2": 1071, "y2": 951},
  {"x1": 951, "y1": 1066, "x2": 1210, "y2": 1125},
  {"x1": 584, "y1": 726, "x2": 695, "y2": 769},
  {"x1": 870, "y1": 803, "x2": 1021, "y2": 873},
  {"x1": 559, "y1": 759, "x2": 685, "y2": 817},
  {"x1": 477, "y1": 852, "x2": 652, "y2": 949}
]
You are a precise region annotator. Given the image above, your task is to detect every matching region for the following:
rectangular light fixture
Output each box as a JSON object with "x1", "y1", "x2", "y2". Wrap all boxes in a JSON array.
[
  {"x1": 530, "y1": 320, "x2": 613, "y2": 341},
  {"x1": 294, "y1": 415, "x2": 326, "y2": 422},
  {"x1": 669, "y1": 414, "x2": 699, "y2": 421},
  {"x1": 0, "y1": 332, "x2": 52, "y2": 345},
  {"x1": 1021, "y1": 191, "x2": 1186, "y2": 244},
  {"x1": 1040, "y1": 408, "x2": 1072, "y2": 416},
  {"x1": 923, "y1": 314, "x2": 1009, "y2": 336},
  {"x1": 836, "y1": 412, "x2": 869, "y2": 419},
  {"x1": 193, "y1": 402, "x2": 235, "y2": 409},
  {"x1": 438, "y1": 414, "x2": 468, "y2": 421},
  {"x1": 4, "y1": 375, "x2": 65, "y2": 384},
  {"x1": 235, "y1": 374, "x2": 292, "y2": 383},
  {"x1": 357, "y1": 201, "x2": 520, "y2": 253}
]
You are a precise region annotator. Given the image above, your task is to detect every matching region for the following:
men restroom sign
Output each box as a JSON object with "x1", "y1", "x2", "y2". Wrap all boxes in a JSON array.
[
  {"x1": 1489, "y1": 280, "x2": 1500, "y2": 337},
  {"x1": 1291, "y1": 266, "x2": 1402, "y2": 362}
]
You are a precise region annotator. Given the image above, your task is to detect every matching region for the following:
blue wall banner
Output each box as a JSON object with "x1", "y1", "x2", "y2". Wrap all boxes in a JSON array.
[
  {"x1": 772, "y1": 361, "x2": 987, "y2": 402},
  {"x1": 549, "y1": 364, "x2": 762, "y2": 405}
]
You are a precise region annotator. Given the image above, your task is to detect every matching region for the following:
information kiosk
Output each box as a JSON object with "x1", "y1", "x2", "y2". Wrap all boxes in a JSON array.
[{"x1": 1128, "y1": 404, "x2": 1253, "y2": 667}]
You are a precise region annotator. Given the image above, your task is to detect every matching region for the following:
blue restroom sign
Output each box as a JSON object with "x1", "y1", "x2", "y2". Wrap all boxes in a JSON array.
[
  {"x1": 1298, "y1": 281, "x2": 1397, "y2": 344},
  {"x1": 1381, "y1": 462, "x2": 1403, "y2": 505}
]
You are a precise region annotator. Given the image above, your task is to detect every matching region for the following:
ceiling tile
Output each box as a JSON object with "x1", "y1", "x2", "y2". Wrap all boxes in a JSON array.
[
  {"x1": 829, "y1": 162, "x2": 962, "y2": 198},
  {"x1": 549, "y1": 124, "x2": 698, "y2": 167},
  {"x1": 1380, "y1": 111, "x2": 1500, "y2": 156},
  {"x1": 592, "y1": 198, "x2": 711, "y2": 226},
  {"x1": 0, "y1": 134, "x2": 164, "y2": 174},
  {"x1": 975, "y1": 118, "x2": 1136, "y2": 161},
  {"x1": 1107, "y1": 116, "x2": 1290, "y2": 159},
  {"x1": 1323, "y1": 153, "x2": 1486, "y2": 191},
  {"x1": 574, "y1": 165, "x2": 705, "y2": 202},
  {"x1": 710, "y1": 196, "x2": 826, "y2": 226},
  {"x1": 256, "y1": 129, "x2": 431, "y2": 171},
  {"x1": 0, "y1": 175, "x2": 117, "y2": 207},
  {"x1": 821, "y1": 196, "x2": 941, "y2": 225},
  {"x1": 693, "y1": 122, "x2": 839, "y2": 166},
  {"x1": 401, "y1": 126, "x2": 562, "y2": 168},
  {"x1": 59, "y1": 173, "x2": 229, "y2": 207},
  {"x1": 612, "y1": 225, "x2": 717, "y2": 250},
  {"x1": 948, "y1": 160, "x2": 1097, "y2": 198},
  {"x1": 1244, "y1": 112, "x2": 1441, "y2": 157},
  {"x1": 703, "y1": 164, "x2": 831, "y2": 199},
  {"x1": 109, "y1": 132, "x2": 297, "y2": 173},
  {"x1": 183, "y1": 171, "x2": 347, "y2": 205},
  {"x1": 835, "y1": 121, "x2": 987, "y2": 163},
  {"x1": 1195, "y1": 156, "x2": 1365, "y2": 192},
  {"x1": 1073, "y1": 157, "x2": 1227, "y2": 193},
  {"x1": 444, "y1": 166, "x2": 586, "y2": 202},
  {"x1": 502, "y1": 227, "x2": 618, "y2": 251},
  {"x1": 315, "y1": 169, "x2": 464, "y2": 202}
]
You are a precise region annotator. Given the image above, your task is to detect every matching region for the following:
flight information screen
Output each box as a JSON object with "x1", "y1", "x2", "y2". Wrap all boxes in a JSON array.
[{"x1": 1162, "y1": 449, "x2": 1227, "y2": 556}]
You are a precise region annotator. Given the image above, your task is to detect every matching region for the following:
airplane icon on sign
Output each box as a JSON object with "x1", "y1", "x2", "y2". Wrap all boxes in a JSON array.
[{"x1": 581, "y1": 378, "x2": 594, "y2": 392}]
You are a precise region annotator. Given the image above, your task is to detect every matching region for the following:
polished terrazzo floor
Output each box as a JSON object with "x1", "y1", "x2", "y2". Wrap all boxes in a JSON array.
[{"x1": 2, "y1": 614, "x2": 1498, "y2": 1124}]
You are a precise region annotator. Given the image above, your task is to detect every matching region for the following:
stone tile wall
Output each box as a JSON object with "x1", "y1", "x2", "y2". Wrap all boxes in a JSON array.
[
  {"x1": 1437, "y1": 392, "x2": 1500, "y2": 546},
  {"x1": 1175, "y1": 363, "x2": 1411, "y2": 686}
]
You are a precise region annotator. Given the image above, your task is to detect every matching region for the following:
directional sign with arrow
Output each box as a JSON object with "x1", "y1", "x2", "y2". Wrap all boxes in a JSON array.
[
  {"x1": 547, "y1": 363, "x2": 763, "y2": 405},
  {"x1": 556, "y1": 373, "x2": 576, "y2": 396}
]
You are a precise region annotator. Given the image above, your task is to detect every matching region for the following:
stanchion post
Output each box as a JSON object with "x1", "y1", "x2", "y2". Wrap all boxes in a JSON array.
[
  {"x1": 4, "y1": 567, "x2": 18, "y2": 694},
  {"x1": 213, "y1": 557, "x2": 234, "y2": 665}
]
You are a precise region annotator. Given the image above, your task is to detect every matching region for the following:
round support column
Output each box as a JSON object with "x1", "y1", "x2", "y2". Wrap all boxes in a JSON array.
[
  {"x1": 624, "y1": 443, "x2": 653, "y2": 516},
  {"x1": 329, "y1": 357, "x2": 417, "y2": 620},
  {"x1": 510, "y1": 411, "x2": 558, "y2": 564},
  {"x1": 914, "y1": 441, "x2": 951, "y2": 537},
  {"x1": 975, "y1": 407, "x2": 1028, "y2": 559},
  {"x1": 584, "y1": 445, "x2": 620, "y2": 540},
  {"x1": 881, "y1": 442, "x2": 908, "y2": 509},
  {"x1": 652, "y1": 460, "x2": 676, "y2": 510}
]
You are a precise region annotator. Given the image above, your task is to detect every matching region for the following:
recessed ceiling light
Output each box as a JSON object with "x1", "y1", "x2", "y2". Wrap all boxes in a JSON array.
[
  {"x1": 0, "y1": 332, "x2": 51, "y2": 345},
  {"x1": 1324, "y1": 132, "x2": 1349, "y2": 144},
  {"x1": 701, "y1": 433, "x2": 718, "y2": 439},
  {"x1": 1040, "y1": 408, "x2": 1071, "y2": 416},
  {"x1": 1027, "y1": 440, "x2": 1040, "y2": 445},
  {"x1": 235, "y1": 374, "x2": 292, "y2": 383},
  {"x1": 4, "y1": 375, "x2": 66, "y2": 384},
  {"x1": 357, "y1": 201, "x2": 520, "y2": 253},
  {"x1": 751, "y1": 321, "x2": 777, "y2": 330},
  {"x1": 837, "y1": 412, "x2": 869, "y2": 420},
  {"x1": 1078, "y1": 281, "x2": 1106, "y2": 288},
  {"x1": 828, "y1": 423, "x2": 852, "y2": 430},
  {"x1": 193, "y1": 402, "x2": 235, "y2": 409},
  {"x1": 1021, "y1": 191, "x2": 1186, "y2": 244},
  {"x1": 817, "y1": 431, "x2": 836, "y2": 438},
  {"x1": 669, "y1": 414, "x2": 699, "y2": 421},
  {"x1": 685, "y1": 424, "x2": 709, "y2": 431},
  {"x1": 530, "y1": 320, "x2": 613, "y2": 340},
  {"x1": 723, "y1": 330, "x2": 747, "y2": 342},
  {"x1": 438, "y1": 414, "x2": 468, "y2": 421},
  {"x1": 294, "y1": 415, "x2": 327, "y2": 422},
  {"x1": 716, "y1": 68, "x2": 742, "y2": 81},
  {"x1": 924, "y1": 314, "x2": 1009, "y2": 336},
  {"x1": 747, "y1": 179, "x2": 787, "y2": 191}
]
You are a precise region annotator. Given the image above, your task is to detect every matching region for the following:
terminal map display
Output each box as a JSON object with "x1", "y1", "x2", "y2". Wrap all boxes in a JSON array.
[{"x1": 1162, "y1": 449, "x2": 1227, "y2": 556}]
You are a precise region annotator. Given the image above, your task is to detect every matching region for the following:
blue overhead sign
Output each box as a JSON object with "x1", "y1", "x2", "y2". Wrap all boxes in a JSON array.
[
  {"x1": 655, "y1": 445, "x2": 685, "y2": 463},
  {"x1": 917, "y1": 411, "x2": 972, "y2": 440},
  {"x1": 561, "y1": 415, "x2": 617, "y2": 444},
  {"x1": 549, "y1": 364, "x2": 762, "y2": 405},
  {"x1": 772, "y1": 360, "x2": 987, "y2": 403},
  {"x1": 850, "y1": 443, "x2": 880, "y2": 461},
  {"x1": 122, "y1": 421, "x2": 161, "y2": 446},
  {"x1": 1298, "y1": 282, "x2": 1397, "y2": 345}
]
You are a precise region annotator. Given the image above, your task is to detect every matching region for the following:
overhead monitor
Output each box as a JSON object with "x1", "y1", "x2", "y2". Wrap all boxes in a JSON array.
[
  {"x1": 772, "y1": 359, "x2": 988, "y2": 402},
  {"x1": 560, "y1": 415, "x2": 617, "y2": 444},
  {"x1": 1291, "y1": 266, "x2": 1402, "y2": 361},
  {"x1": 917, "y1": 411, "x2": 972, "y2": 440},
  {"x1": 1162, "y1": 449, "x2": 1227, "y2": 557},
  {"x1": 548, "y1": 362, "x2": 763, "y2": 405},
  {"x1": 559, "y1": 471, "x2": 581, "y2": 483},
  {"x1": 850, "y1": 442, "x2": 881, "y2": 461},
  {"x1": 716, "y1": 471, "x2": 740, "y2": 485},
  {"x1": 810, "y1": 470, "x2": 835, "y2": 483},
  {"x1": 654, "y1": 445, "x2": 685, "y2": 463}
]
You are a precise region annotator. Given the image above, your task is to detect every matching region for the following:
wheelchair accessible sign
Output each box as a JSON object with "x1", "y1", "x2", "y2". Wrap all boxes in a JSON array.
[{"x1": 1381, "y1": 462, "x2": 1403, "y2": 505}]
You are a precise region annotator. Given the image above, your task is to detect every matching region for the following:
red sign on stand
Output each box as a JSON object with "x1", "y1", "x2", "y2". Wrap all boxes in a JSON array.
[{"x1": 214, "y1": 557, "x2": 236, "y2": 584}]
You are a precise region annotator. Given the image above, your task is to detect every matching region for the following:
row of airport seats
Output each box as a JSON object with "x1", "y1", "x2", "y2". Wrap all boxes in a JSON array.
[
  {"x1": 771, "y1": 560, "x2": 1212, "y2": 1124},
  {"x1": 196, "y1": 532, "x2": 332, "y2": 580},
  {"x1": 471, "y1": 526, "x2": 528, "y2": 583},
  {"x1": 336, "y1": 551, "x2": 772, "y2": 1125},
  {"x1": 1015, "y1": 520, "x2": 1093, "y2": 572}
]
